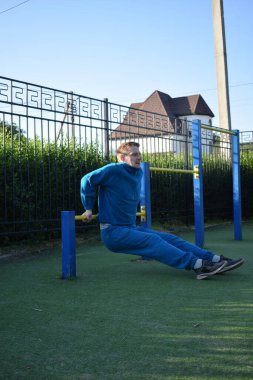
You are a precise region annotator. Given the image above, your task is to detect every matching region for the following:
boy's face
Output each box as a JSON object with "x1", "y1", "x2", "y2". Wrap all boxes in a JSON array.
[{"x1": 118, "y1": 146, "x2": 142, "y2": 169}]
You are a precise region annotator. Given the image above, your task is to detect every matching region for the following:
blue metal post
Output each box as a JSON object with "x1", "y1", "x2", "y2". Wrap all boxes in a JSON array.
[
  {"x1": 140, "y1": 162, "x2": 152, "y2": 228},
  {"x1": 232, "y1": 130, "x2": 242, "y2": 240},
  {"x1": 192, "y1": 120, "x2": 204, "y2": 247},
  {"x1": 61, "y1": 211, "x2": 76, "y2": 279}
]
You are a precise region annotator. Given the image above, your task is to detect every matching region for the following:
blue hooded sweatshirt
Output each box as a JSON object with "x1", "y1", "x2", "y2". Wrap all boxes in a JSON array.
[{"x1": 80, "y1": 163, "x2": 143, "y2": 225}]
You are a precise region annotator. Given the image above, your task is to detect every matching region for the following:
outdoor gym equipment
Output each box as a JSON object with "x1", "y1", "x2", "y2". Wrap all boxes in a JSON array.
[
  {"x1": 140, "y1": 120, "x2": 242, "y2": 245},
  {"x1": 61, "y1": 119, "x2": 242, "y2": 279},
  {"x1": 61, "y1": 210, "x2": 145, "y2": 279}
]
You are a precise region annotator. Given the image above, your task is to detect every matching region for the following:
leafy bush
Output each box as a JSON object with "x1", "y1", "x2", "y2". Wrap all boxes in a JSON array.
[{"x1": 1, "y1": 121, "x2": 253, "y2": 236}]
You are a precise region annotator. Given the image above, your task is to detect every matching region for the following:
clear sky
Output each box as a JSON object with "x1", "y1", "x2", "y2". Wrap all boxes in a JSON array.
[{"x1": 1, "y1": 0, "x2": 253, "y2": 131}]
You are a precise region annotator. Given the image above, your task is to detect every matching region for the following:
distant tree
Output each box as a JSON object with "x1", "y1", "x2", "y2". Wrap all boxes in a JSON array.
[{"x1": 0, "y1": 120, "x2": 25, "y2": 140}]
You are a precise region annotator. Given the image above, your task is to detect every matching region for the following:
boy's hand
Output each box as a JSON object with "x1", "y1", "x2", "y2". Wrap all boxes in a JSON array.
[{"x1": 82, "y1": 210, "x2": 93, "y2": 222}]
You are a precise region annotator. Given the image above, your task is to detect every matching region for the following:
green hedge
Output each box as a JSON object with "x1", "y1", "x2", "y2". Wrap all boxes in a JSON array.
[{"x1": 1, "y1": 124, "x2": 253, "y2": 235}]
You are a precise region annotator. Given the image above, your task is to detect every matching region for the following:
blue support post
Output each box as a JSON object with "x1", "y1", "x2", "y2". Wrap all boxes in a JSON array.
[
  {"x1": 232, "y1": 130, "x2": 242, "y2": 240},
  {"x1": 192, "y1": 120, "x2": 204, "y2": 247},
  {"x1": 61, "y1": 211, "x2": 76, "y2": 279},
  {"x1": 140, "y1": 162, "x2": 152, "y2": 228}
]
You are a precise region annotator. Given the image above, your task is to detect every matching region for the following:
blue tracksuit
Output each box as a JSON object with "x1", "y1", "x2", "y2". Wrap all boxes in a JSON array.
[{"x1": 80, "y1": 163, "x2": 215, "y2": 270}]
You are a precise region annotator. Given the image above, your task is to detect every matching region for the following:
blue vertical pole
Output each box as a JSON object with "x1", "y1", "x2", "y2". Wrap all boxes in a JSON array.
[
  {"x1": 140, "y1": 162, "x2": 152, "y2": 228},
  {"x1": 61, "y1": 211, "x2": 76, "y2": 279},
  {"x1": 232, "y1": 130, "x2": 242, "y2": 240},
  {"x1": 192, "y1": 120, "x2": 204, "y2": 247}
]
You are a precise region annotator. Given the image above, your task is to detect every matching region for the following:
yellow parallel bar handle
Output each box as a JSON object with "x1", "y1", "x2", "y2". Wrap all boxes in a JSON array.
[
  {"x1": 193, "y1": 165, "x2": 199, "y2": 179},
  {"x1": 75, "y1": 211, "x2": 146, "y2": 221},
  {"x1": 201, "y1": 124, "x2": 237, "y2": 136},
  {"x1": 75, "y1": 214, "x2": 97, "y2": 221},
  {"x1": 150, "y1": 167, "x2": 194, "y2": 174},
  {"x1": 136, "y1": 211, "x2": 146, "y2": 217}
]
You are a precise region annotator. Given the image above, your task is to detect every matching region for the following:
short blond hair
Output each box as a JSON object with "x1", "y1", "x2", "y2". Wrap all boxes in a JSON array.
[{"x1": 116, "y1": 142, "x2": 140, "y2": 155}]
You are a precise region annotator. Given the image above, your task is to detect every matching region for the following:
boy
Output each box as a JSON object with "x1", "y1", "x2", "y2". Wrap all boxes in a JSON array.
[{"x1": 80, "y1": 142, "x2": 244, "y2": 279}]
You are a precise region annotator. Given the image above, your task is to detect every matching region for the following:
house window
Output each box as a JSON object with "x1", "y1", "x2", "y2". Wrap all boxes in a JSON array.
[{"x1": 175, "y1": 119, "x2": 182, "y2": 135}]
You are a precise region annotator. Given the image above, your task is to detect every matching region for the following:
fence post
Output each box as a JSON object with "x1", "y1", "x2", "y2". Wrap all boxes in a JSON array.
[
  {"x1": 140, "y1": 162, "x2": 152, "y2": 228},
  {"x1": 184, "y1": 119, "x2": 190, "y2": 226},
  {"x1": 103, "y1": 98, "x2": 109, "y2": 162},
  {"x1": 232, "y1": 130, "x2": 242, "y2": 240},
  {"x1": 69, "y1": 91, "x2": 75, "y2": 140},
  {"x1": 192, "y1": 120, "x2": 204, "y2": 247},
  {"x1": 61, "y1": 211, "x2": 76, "y2": 279}
]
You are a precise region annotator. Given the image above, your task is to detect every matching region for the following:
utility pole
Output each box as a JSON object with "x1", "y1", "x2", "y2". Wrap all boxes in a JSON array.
[
  {"x1": 212, "y1": 0, "x2": 232, "y2": 130},
  {"x1": 57, "y1": 91, "x2": 75, "y2": 142}
]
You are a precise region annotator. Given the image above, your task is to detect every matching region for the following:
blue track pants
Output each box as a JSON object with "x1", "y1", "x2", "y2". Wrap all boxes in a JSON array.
[{"x1": 101, "y1": 225, "x2": 215, "y2": 270}]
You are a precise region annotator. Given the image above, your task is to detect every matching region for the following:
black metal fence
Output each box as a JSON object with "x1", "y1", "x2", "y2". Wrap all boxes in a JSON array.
[{"x1": 0, "y1": 77, "x2": 252, "y2": 238}]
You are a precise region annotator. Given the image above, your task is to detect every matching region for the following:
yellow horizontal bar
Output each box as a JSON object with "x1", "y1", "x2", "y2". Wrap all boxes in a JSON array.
[
  {"x1": 75, "y1": 214, "x2": 97, "y2": 221},
  {"x1": 150, "y1": 167, "x2": 195, "y2": 174},
  {"x1": 201, "y1": 124, "x2": 237, "y2": 135},
  {"x1": 75, "y1": 211, "x2": 145, "y2": 221}
]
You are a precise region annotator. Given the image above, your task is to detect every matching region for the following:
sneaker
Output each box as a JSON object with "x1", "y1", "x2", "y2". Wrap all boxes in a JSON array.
[
  {"x1": 217, "y1": 255, "x2": 245, "y2": 273},
  {"x1": 195, "y1": 260, "x2": 227, "y2": 280}
]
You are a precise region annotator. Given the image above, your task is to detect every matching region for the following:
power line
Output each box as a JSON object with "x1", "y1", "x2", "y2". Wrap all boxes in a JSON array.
[
  {"x1": 117, "y1": 82, "x2": 253, "y2": 103},
  {"x1": 0, "y1": 0, "x2": 31, "y2": 15},
  {"x1": 171, "y1": 82, "x2": 253, "y2": 97},
  {"x1": 230, "y1": 82, "x2": 253, "y2": 88}
]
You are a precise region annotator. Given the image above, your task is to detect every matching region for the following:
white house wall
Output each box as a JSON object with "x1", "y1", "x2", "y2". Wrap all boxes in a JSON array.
[{"x1": 110, "y1": 116, "x2": 215, "y2": 155}]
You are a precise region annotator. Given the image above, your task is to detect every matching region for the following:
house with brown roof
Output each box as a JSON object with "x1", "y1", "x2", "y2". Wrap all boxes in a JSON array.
[{"x1": 110, "y1": 90, "x2": 214, "y2": 154}]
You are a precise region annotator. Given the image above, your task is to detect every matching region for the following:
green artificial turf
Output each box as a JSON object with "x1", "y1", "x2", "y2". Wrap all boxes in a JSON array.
[{"x1": 0, "y1": 223, "x2": 253, "y2": 380}]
